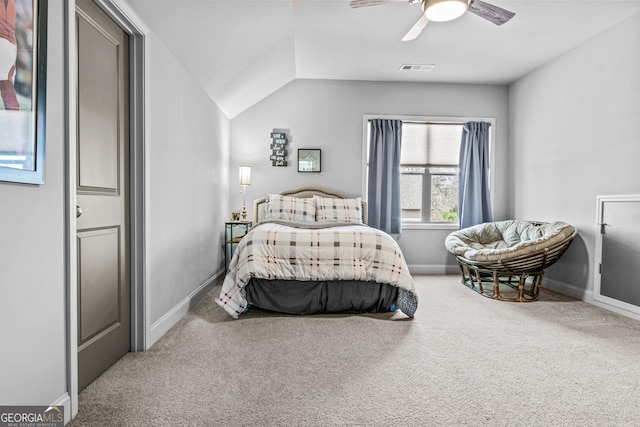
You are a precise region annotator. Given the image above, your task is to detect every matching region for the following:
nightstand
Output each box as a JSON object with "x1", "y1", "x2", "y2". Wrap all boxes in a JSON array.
[{"x1": 225, "y1": 221, "x2": 252, "y2": 272}]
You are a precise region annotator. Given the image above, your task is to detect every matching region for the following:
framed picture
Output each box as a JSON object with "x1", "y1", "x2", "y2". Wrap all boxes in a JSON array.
[
  {"x1": 298, "y1": 149, "x2": 321, "y2": 173},
  {"x1": 0, "y1": 0, "x2": 48, "y2": 185}
]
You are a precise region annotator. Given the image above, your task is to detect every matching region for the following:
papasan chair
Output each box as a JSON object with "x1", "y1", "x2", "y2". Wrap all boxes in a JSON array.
[{"x1": 445, "y1": 220, "x2": 577, "y2": 302}]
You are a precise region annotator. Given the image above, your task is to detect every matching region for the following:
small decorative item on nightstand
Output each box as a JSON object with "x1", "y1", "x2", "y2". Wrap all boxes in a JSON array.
[{"x1": 225, "y1": 221, "x2": 252, "y2": 273}]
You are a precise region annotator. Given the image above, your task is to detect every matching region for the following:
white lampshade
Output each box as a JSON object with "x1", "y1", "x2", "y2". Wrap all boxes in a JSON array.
[
  {"x1": 424, "y1": 0, "x2": 467, "y2": 22},
  {"x1": 239, "y1": 165, "x2": 251, "y2": 186}
]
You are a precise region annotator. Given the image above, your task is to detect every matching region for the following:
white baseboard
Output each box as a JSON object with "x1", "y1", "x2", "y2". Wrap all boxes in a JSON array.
[
  {"x1": 408, "y1": 264, "x2": 460, "y2": 275},
  {"x1": 591, "y1": 298, "x2": 640, "y2": 321},
  {"x1": 544, "y1": 277, "x2": 640, "y2": 321},
  {"x1": 147, "y1": 269, "x2": 224, "y2": 349},
  {"x1": 543, "y1": 278, "x2": 593, "y2": 302},
  {"x1": 53, "y1": 393, "x2": 71, "y2": 425}
]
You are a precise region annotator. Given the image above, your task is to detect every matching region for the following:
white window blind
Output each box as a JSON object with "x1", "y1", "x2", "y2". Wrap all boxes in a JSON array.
[{"x1": 400, "y1": 123, "x2": 462, "y2": 166}]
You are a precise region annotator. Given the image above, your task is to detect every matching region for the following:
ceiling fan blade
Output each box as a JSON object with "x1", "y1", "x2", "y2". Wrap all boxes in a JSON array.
[
  {"x1": 350, "y1": 0, "x2": 414, "y2": 8},
  {"x1": 467, "y1": 0, "x2": 515, "y2": 25},
  {"x1": 402, "y1": 14, "x2": 429, "y2": 41}
]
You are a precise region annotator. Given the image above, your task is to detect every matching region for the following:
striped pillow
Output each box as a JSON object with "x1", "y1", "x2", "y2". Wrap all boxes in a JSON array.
[
  {"x1": 314, "y1": 196, "x2": 363, "y2": 224},
  {"x1": 265, "y1": 194, "x2": 316, "y2": 222}
]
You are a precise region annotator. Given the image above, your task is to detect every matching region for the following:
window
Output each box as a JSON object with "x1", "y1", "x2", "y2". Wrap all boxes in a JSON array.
[
  {"x1": 364, "y1": 116, "x2": 493, "y2": 228},
  {"x1": 400, "y1": 166, "x2": 459, "y2": 222},
  {"x1": 400, "y1": 122, "x2": 462, "y2": 224}
]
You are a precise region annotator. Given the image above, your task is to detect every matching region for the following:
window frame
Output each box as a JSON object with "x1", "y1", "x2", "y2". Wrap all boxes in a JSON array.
[{"x1": 362, "y1": 115, "x2": 496, "y2": 230}]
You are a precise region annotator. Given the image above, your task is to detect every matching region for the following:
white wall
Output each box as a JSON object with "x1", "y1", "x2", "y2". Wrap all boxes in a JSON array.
[
  {"x1": 145, "y1": 33, "x2": 230, "y2": 345},
  {"x1": 230, "y1": 79, "x2": 509, "y2": 272},
  {"x1": 509, "y1": 12, "x2": 640, "y2": 297},
  {"x1": 0, "y1": 1, "x2": 67, "y2": 407}
]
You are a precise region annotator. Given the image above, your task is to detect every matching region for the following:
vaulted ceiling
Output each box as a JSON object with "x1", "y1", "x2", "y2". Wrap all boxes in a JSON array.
[{"x1": 127, "y1": 0, "x2": 640, "y2": 118}]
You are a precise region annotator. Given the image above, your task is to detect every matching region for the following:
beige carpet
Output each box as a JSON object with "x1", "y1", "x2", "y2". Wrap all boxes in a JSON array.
[{"x1": 69, "y1": 275, "x2": 640, "y2": 426}]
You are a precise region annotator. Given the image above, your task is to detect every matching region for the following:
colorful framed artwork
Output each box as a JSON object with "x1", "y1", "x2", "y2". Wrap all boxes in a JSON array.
[{"x1": 0, "y1": 0, "x2": 48, "y2": 184}]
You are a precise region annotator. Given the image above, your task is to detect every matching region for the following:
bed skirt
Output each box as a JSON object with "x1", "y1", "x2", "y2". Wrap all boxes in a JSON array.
[{"x1": 244, "y1": 279, "x2": 399, "y2": 315}]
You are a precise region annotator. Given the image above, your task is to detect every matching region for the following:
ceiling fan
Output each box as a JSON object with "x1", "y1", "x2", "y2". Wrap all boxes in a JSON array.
[{"x1": 350, "y1": 0, "x2": 515, "y2": 41}]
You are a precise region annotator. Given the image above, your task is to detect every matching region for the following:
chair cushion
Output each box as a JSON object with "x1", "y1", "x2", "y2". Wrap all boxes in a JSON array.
[{"x1": 445, "y1": 220, "x2": 576, "y2": 262}]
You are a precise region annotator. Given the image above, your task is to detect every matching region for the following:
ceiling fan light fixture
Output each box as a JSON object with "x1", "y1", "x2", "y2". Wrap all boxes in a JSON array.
[{"x1": 424, "y1": 0, "x2": 468, "y2": 22}]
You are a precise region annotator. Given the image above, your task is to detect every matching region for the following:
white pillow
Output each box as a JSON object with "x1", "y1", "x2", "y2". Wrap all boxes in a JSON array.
[
  {"x1": 314, "y1": 196, "x2": 363, "y2": 224},
  {"x1": 265, "y1": 194, "x2": 316, "y2": 222}
]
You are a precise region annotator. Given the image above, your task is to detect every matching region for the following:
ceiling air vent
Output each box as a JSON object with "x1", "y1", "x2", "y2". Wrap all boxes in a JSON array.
[{"x1": 400, "y1": 64, "x2": 435, "y2": 71}]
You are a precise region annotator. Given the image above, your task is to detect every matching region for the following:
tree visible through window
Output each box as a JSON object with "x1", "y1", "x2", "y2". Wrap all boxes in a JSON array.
[{"x1": 399, "y1": 122, "x2": 462, "y2": 224}]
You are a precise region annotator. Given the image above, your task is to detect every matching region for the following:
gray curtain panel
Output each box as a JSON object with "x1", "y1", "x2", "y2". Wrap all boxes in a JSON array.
[
  {"x1": 367, "y1": 119, "x2": 402, "y2": 234},
  {"x1": 459, "y1": 122, "x2": 493, "y2": 229}
]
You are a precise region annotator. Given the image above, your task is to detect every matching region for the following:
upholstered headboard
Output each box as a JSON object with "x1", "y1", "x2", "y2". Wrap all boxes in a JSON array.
[{"x1": 253, "y1": 186, "x2": 368, "y2": 225}]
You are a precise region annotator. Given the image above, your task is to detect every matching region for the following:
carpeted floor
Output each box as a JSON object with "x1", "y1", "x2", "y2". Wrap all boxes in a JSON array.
[{"x1": 69, "y1": 275, "x2": 640, "y2": 426}]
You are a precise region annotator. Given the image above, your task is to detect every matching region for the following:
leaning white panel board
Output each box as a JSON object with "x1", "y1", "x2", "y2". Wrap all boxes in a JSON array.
[{"x1": 594, "y1": 195, "x2": 640, "y2": 319}]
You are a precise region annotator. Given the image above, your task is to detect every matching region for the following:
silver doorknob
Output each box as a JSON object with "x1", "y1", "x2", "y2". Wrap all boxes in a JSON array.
[{"x1": 76, "y1": 205, "x2": 83, "y2": 218}]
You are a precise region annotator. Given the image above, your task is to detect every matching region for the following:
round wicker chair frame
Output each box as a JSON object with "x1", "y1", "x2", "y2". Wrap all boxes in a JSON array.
[{"x1": 454, "y1": 226, "x2": 577, "y2": 302}]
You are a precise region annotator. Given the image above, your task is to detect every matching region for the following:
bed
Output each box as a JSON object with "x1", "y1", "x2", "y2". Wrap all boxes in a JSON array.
[{"x1": 216, "y1": 186, "x2": 418, "y2": 319}]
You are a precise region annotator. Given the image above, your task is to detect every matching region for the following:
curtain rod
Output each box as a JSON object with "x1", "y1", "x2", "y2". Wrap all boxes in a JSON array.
[{"x1": 367, "y1": 118, "x2": 467, "y2": 126}]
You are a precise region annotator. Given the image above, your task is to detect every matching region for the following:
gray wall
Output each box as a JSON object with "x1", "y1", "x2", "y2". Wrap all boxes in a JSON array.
[
  {"x1": 0, "y1": 2, "x2": 66, "y2": 406},
  {"x1": 145, "y1": 33, "x2": 230, "y2": 339},
  {"x1": 230, "y1": 79, "x2": 509, "y2": 272},
  {"x1": 509, "y1": 12, "x2": 640, "y2": 297}
]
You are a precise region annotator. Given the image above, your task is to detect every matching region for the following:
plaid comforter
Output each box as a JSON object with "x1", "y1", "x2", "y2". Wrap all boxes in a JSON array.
[{"x1": 216, "y1": 220, "x2": 418, "y2": 319}]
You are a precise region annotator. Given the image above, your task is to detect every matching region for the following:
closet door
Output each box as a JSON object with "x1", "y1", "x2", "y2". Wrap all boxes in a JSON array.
[
  {"x1": 76, "y1": 0, "x2": 131, "y2": 391},
  {"x1": 595, "y1": 195, "x2": 640, "y2": 315}
]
